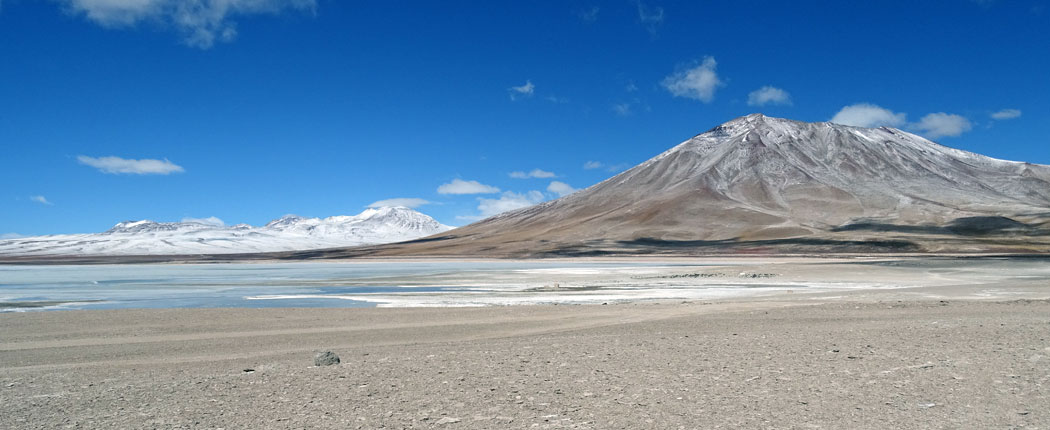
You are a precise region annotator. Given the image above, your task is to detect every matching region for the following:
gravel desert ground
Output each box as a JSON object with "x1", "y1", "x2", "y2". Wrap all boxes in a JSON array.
[{"x1": 2, "y1": 260, "x2": 1049, "y2": 429}]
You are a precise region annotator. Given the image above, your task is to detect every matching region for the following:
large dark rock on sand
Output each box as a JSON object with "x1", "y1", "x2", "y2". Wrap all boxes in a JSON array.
[{"x1": 314, "y1": 350, "x2": 340, "y2": 366}]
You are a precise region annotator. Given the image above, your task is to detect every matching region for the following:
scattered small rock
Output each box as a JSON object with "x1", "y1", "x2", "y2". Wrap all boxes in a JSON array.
[
  {"x1": 242, "y1": 368, "x2": 255, "y2": 373},
  {"x1": 738, "y1": 272, "x2": 778, "y2": 278},
  {"x1": 435, "y1": 417, "x2": 461, "y2": 425},
  {"x1": 314, "y1": 350, "x2": 340, "y2": 366}
]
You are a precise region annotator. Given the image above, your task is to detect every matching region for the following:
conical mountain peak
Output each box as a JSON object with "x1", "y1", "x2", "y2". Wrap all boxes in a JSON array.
[{"x1": 356, "y1": 115, "x2": 1050, "y2": 256}]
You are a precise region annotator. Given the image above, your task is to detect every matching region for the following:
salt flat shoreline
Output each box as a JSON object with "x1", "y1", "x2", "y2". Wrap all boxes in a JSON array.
[
  {"x1": 1, "y1": 252, "x2": 1047, "y2": 266},
  {"x1": 4, "y1": 255, "x2": 1049, "y2": 311},
  {"x1": 2, "y1": 287, "x2": 1049, "y2": 428}
]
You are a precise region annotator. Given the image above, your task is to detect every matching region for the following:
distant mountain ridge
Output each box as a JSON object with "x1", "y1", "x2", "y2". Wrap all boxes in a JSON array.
[
  {"x1": 0, "y1": 206, "x2": 453, "y2": 256},
  {"x1": 5, "y1": 114, "x2": 1048, "y2": 262},
  {"x1": 303, "y1": 114, "x2": 1050, "y2": 257}
]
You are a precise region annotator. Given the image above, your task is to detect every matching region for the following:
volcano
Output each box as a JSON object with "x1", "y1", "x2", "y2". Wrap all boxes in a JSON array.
[{"x1": 300, "y1": 114, "x2": 1049, "y2": 257}]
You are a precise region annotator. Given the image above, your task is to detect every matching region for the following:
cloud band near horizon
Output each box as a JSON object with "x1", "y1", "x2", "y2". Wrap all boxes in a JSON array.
[{"x1": 78, "y1": 155, "x2": 185, "y2": 175}]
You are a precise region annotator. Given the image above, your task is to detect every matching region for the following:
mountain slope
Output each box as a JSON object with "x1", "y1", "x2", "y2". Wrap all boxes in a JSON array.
[
  {"x1": 0, "y1": 207, "x2": 453, "y2": 256},
  {"x1": 304, "y1": 114, "x2": 1050, "y2": 257}
]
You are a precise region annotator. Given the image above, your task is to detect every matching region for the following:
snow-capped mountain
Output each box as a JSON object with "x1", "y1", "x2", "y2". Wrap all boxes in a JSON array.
[
  {"x1": 0, "y1": 207, "x2": 453, "y2": 256},
  {"x1": 332, "y1": 114, "x2": 1050, "y2": 257}
]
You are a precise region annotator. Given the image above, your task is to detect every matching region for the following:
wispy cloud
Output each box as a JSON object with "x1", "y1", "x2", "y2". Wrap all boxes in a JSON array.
[
  {"x1": 578, "y1": 5, "x2": 599, "y2": 22},
  {"x1": 476, "y1": 190, "x2": 544, "y2": 218},
  {"x1": 662, "y1": 56, "x2": 724, "y2": 103},
  {"x1": 437, "y1": 179, "x2": 500, "y2": 195},
  {"x1": 57, "y1": 0, "x2": 317, "y2": 49},
  {"x1": 30, "y1": 195, "x2": 53, "y2": 205},
  {"x1": 509, "y1": 168, "x2": 555, "y2": 179},
  {"x1": 830, "y1": 104, "x2": 973, "y2": 139},
  {"x1": 367, "y1": 197, "x2": 432, "y2": 209},
  {"x1": 636, "y1": 1, "x2": 664, "y2": 35},
  {"x1": 583, "y1": 160, "x2": 628, "y2": 172},
  {"x1": 546, "y1": 181, "x2": 577, "y2": 197},
  {"x1": 613, "y1": 103, "x2": 632, "y2": 116},
  {"x1": 508, "y1": 80, "x2": 535, "y2": 101},
  {"x1": 78, "y1": 155, "x2": 185, "y2": 175},
  {"x1": 182, "y1": 216, "x2": 225, "y2": 226},
  {"x1": 910, "y1": 112, "x2": 972, "y2": 138},
  {"x1": 990, "y1": 109, "x2": 1022, "y2": 120},
  {"x1": 747, "y1": 86, "x2": 792, "y2": 106},
  {"x1": 829, "y1": 103, "x2": 907, "y2": 128},
  {"x1": 612, "y1": 98, "x2": 649, "y2": 117},
  {"x1": 1, "y1": 233, "x2": 27, "y2": 240}
]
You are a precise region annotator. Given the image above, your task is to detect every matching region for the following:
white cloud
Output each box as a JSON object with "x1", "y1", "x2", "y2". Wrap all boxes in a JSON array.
[
  {"x1": 910, "y1": 112, "x2": 973, "y2": 138},
  {"x1": 509, "y1": 168, "x2": 555, "y2": 179},
  {"x1": 61, "y1": 0, "x2": 163, "y2": 26},
  {"x1": 990, "y1": 109, "x2": 1022, "y2": 120},
  {"x1": 181, "y1": 216, "x2": 225, "y2": 226},
  {"x1": 367, "y1": 197, "x2": 432, "y2": 209},
  {"x1": 546, "y1": 181, "x2": 577, "y2": 197},
  {"x1": 78, "y1": 155, "x2": 185, "y2": 175},
  {"x1": 613, "y1": 103, "x2": 632, "y2": 116},
  {"x1": 476, "y1": 190, "x2": 544, "y2": 218},
  {"x1": 578, "y1": 6, "x2": 599, "y2": 22},
  {"x1": 830, "y1": 105, "x2": 973, "y2": 139},
  {"x1": 636, "y1": 1, "x2": 663, "y2": 34},
  {"x1": 1, "y1": 233, "x2": 27, "y2": 240},
  {"x1": 508, "y1": 80, "x2": 535, "y2": 101},
  {"x1": 30, "y1": 195, "x2": 53, "y2": 205},
  {"x1": 59, "y1": 0, "x2": 317, "y2": 49},
  {"x1": 584, "y1": 160, "x2": 627, "y2": 172},
  {"x1": 747, "y1": 86, "x2": 792, "y2": 106},
  {"x1": 437, "y1": 179, "x2": 500, "y2": 195},
  {"x1": 661, "y1": 56, "x2": 724, "y2": 103},
  {"x1": 613, "y1": 98, "x2": 649, "y2": 116},
  {"x1": 829, "y1": 103, "x2": 907, "y2": 128}
]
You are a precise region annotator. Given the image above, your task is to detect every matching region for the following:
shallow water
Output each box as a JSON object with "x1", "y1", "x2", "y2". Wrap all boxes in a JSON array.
[
  {"x1": 10, "y1": 258, "x2": 1031, "y2": 311},
  {"x1": 0, "y1": 261, "x2": 717, "y2": 311}
]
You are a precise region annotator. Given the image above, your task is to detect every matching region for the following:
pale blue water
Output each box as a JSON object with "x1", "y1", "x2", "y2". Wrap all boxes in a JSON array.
[{"x1": 0, "y1": 261, "x2": 692, "y2": 311}]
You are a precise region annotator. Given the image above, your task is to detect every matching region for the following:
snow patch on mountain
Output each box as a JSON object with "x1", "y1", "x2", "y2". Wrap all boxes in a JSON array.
[
  {"x1": 0, "y1": 207, "x2": 453, "y2": 256},
  {"x1": 449, "y1": 113, "x2": 1050, "y2": 255}
]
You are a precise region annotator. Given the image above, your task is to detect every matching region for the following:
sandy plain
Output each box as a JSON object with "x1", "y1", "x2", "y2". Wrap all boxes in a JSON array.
[{"x1": 1, "y1": 257, "x2": 1049, "y2": 429}]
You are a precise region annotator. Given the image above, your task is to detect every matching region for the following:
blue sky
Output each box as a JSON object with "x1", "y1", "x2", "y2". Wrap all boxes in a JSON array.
[{"x1": 1, "y1": 0, "x2": 1047, "y2": 236}]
